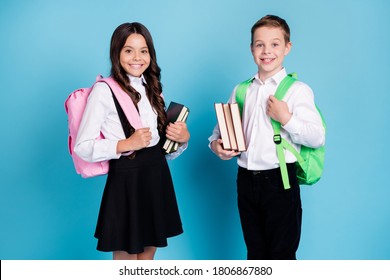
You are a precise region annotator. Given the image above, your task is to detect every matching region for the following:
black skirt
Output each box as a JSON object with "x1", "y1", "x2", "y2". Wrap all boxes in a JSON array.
[{"x1": 94, "y1": 144, "x2": 183, "y2": 254}]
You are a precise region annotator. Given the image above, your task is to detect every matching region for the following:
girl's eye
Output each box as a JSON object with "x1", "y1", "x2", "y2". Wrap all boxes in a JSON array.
[{"x1": 141, "y1": 49, "x2": 149, "y2": 54}]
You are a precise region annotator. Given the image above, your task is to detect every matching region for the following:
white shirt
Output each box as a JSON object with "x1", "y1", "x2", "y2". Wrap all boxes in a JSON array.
[
  {"x1": 75, "y1": 74, "x2": 186, "y2": 162},
  {"x1": 208, "y1": 68, "x2": 325, "y2": 170}
]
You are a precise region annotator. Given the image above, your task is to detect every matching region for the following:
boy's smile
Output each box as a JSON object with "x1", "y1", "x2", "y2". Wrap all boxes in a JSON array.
[
  {"x1": 261, "y1": 58, "x2": 276, "y2": 64},
  {"x1": 251, "y1": 26, "x2": 291, "y2": 81}
]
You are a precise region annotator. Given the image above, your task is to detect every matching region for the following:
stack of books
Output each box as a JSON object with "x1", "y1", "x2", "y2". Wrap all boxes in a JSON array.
[
  {"x1": 214, "y1": 103, "x2": 246, "y2": 152},
  {"x1": 162, "y1": 101, "x2": 190, "y2": 154}
]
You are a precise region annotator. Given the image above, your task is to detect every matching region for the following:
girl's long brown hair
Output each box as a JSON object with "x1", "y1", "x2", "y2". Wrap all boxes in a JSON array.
[{"x1": 110, "y1": 22, "x2": 166, "y2": 135}]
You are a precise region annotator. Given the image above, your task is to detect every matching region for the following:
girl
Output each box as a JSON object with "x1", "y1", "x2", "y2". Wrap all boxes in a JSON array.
[{"x1": 75, "y1": 22, "x2": 190, "y2": 260}]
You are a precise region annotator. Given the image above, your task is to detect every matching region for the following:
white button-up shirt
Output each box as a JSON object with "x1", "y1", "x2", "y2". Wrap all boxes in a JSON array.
[
  {"x1": 209, "y1": 68, "x2": 325, "y2": 170},
  {"x1": 75, "y1": 74, "x2": 186, "y2": 162}
]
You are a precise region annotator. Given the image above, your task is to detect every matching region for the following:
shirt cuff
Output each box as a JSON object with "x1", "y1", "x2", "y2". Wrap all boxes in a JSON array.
[
  {"x1": 107, "y1": 140, "x2": 122, "y2": 159},
  {"x1": 121, "y1": 150, "x2": 135, "y2": 157},
  {"x1": 282, "y1": 114, "x2": 300, "y2": 134},
  {"x1": 165, "y1": 142, "x2": 188, "y2": 160}
]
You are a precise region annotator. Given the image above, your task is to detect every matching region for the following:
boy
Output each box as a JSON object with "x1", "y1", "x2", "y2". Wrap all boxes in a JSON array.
[{"x1": 208, "y1": 15, "x2": 325, "y2": 260}]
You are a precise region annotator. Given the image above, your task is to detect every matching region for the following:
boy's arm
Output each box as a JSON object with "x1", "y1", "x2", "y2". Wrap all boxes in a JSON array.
[
  {"x1": 281, "y1": 83, "x2": 325, "y2": 148},
  {"x1": 208, "y1": 88, "x2": 241, "y2": 160},
  {"x1": 210, "y1": 138, "x2": 241, "y2": 160}
]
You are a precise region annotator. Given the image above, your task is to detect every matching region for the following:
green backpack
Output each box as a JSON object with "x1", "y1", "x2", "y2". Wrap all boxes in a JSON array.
[{"x1": 235, "y1": 73, "x2": 326, "y2": 189}]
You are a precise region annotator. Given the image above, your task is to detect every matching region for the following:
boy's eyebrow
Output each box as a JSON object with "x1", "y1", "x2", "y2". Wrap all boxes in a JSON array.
[{"x1": 254, "y1": 38, "x2": 282, "y2": 44}]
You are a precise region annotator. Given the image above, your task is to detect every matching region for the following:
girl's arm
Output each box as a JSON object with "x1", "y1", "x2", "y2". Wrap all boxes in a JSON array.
[
  {"x1": 165, "y1": 121, "x2": 190, "y2": 144},
  {"x1": 116, "y1": 128, "x2": 152, "y2": 153},
  {"x1": 164, "y1": 121, "x2": 190, "y2": 160}
]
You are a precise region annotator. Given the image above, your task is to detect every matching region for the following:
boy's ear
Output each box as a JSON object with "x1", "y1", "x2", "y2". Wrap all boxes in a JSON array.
[{"x1": 284, "y1": 41, "x2": 292, "y2": 55}]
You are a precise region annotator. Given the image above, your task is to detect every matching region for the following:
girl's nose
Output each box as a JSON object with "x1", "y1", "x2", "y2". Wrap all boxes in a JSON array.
[{"x1": 133, "y1": 52, "x2": 141, "y2": 60}]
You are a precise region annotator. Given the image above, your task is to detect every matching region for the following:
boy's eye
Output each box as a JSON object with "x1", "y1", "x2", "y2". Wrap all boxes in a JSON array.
[
  {"x1": 256, "y1": 44, "x2": 263, "y2": 48},
  {"x1": 272, "y1": 43, "x2": 279, "y2": 47}
]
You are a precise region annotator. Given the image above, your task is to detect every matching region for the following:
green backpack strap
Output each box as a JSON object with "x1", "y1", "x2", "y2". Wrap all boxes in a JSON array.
[
  {"x1": 270, "y1": 73, "x2": 298, "y2": 189},
  {"x1": 274, "y1": 72, "x2": 297, "y2": 99},
  {"x1": 236, "y1": 74, "x2": 296, "y2": 114},
  {"x1": 236, "y1": 77, "x2": 254, "y2": 115},
  {"x1": 236, "y1": 73, "x2": 298, "y2": 190}
]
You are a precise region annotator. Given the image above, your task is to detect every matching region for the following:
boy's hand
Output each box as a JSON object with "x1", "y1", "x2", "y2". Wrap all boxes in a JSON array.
[
  {"x1": 166, "y1": 121, "x2": 190, "y2": 144},
  {"x1": 267, "y1": 95, "x2": 292, "y2": 126},
  {"x1": 211, "y1": 139, "x2": 240, "y2": 160}
]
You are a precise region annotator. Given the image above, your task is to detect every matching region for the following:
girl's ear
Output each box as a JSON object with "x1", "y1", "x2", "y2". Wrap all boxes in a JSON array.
[{"x1": 284, "y1": 41, "x2": 292, "y2": 56}]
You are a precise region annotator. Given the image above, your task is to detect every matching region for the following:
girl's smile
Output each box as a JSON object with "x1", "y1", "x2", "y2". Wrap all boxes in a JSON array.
[{"x1": 120, "y1": 33, "x2": 150, "y2": 77}]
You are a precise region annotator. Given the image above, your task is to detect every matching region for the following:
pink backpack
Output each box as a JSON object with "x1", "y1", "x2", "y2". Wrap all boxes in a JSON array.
[{"x1": 65, "y1": 76, "x2": 142, "y2": 178}]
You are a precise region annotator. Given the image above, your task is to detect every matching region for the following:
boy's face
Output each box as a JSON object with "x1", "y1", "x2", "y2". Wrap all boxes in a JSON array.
[{"x1": 251, "y1": 26, "x2": 292, "y2": 81}]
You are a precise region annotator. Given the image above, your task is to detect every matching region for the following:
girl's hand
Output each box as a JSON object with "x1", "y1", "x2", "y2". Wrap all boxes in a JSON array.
[
  {"x1": 117, "y1": 127, "x2": 152, "y2": 153},
  {"x1": 211, "y1": 139, "x2": 240, "y2": 160},
  {"x1": 166, "y1": 121, "x2": 190, "y2": 144},
  {"x1": 266, "y1": 95, "x2": 292, "y2": 125}
]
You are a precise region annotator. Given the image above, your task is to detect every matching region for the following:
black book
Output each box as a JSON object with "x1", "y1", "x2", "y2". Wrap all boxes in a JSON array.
[{"x1": 161, "y1": 102, "x2": 189, "y2": 154}]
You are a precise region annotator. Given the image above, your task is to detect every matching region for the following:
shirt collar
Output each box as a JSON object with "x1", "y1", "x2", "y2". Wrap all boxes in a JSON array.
[
  {"x1": 253, "y1": 68, "x2": 287, "y2": 86},
  {"x1": 127, "y1": 74, "x2": 147, "y2": 86}
]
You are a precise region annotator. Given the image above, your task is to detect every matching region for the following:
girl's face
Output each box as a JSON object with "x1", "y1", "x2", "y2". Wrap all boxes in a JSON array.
[
  {"x1": 251, "y1": 26, "x2": 291, "y2": 81},
  {"x1": 120, "y1": 33, "x2": 151, "y2": 77}
]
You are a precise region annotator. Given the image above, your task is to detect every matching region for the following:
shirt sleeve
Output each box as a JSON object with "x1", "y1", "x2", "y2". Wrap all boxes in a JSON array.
[
  {"x1": 74, "y1": 83, "x2": 122, "y2": 162},
  {"x1": 165, "y1": 142, "x2": 188, "y2": 160},
  {"x1": 282, "y1": 82, "x2": 325, "y2": 148}
]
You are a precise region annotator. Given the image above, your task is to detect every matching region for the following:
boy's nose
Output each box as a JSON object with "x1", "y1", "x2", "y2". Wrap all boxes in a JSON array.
[{"x1": 262, "y1": 46, "x2": 270, "y2": 54}]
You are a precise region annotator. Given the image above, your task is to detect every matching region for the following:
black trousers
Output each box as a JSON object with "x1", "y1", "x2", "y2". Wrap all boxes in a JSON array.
[{"x1": 237, "y1": 164, "x2": 302, "y2": 260}]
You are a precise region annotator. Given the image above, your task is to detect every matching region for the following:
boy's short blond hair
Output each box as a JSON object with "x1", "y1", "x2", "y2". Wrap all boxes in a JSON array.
[{"x1": 251, "y1": 15, "x2": 291, "y2": 45}]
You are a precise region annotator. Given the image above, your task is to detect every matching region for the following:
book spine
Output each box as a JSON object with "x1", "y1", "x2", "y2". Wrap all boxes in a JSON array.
[
  {"x1": 229, "y1": 103, "x2": 246, "y2": 152},
  {"x1": 214, "y1": 103, "x2": 231, "y2": 150},
  {"x1": 223, "y1": 104, "x2": 238, "y2": 150}
]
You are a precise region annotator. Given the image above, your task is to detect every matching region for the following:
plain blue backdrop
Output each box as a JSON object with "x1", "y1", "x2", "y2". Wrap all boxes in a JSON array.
[{"x1": 1, "y1": 0, "x2": 389, "y2": 260}]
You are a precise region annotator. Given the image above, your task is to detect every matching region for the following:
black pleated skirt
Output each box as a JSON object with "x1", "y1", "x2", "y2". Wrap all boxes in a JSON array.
[{"x1": 94, "y1": 144, "x2": 183, "y2": 254}]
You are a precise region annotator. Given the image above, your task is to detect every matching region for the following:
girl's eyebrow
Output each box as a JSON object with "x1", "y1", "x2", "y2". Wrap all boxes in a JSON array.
[{"x1": 122, "y1": 45, "x2": 148, "y2": 49}]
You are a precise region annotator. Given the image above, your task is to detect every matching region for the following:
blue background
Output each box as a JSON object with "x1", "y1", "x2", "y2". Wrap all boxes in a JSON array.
[{"x1": 1, "y1": 0, "x2": 389, "y2": 260}]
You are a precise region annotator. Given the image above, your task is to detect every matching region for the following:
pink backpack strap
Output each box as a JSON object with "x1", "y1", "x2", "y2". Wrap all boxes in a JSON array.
[{"x1": 100, "y1": 77, "x2": 143, "y2": 129}]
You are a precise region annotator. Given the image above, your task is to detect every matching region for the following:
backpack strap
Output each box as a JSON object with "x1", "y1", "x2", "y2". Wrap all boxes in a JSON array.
[
  {"x1": 111, "y1": 93, "x2": 134, "y2": 138},
  {"x1": 270, "y1": 73, "x2": 298, "y2": 189},
  {"x1": 236, "y1": 77, "x2": 254, "y2": 115},
  {"x1": 100, "y1": 77, "x2": 143, "y2": 130},
  {"x1": 235, "y1": 73, "x2": 299, "y2": 190}
]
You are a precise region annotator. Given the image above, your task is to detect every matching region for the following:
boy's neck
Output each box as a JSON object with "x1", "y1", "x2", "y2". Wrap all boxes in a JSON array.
[{"x1": 258, "y1": 67, "x2": 285, "y2": 83}]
